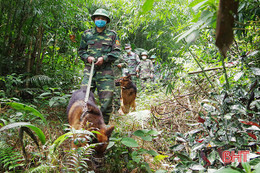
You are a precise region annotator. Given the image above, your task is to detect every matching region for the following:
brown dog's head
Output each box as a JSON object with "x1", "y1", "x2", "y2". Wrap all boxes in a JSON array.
[
  {"x1": 68, "y1": 98, "x2": 114, "y2": 156},
  {"x1": 81, "y1": 102, "x2": 114, "y2": 155},
  {"x1": 115, "y1": 74, "x2": 132, "y2": 87},
  {"x1": 93, "y1": 126, "x2": 114, "y2": 156}
]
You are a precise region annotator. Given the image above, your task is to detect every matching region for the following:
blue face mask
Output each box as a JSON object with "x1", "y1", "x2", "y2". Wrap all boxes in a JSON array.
[{"x1": 95, "y1": 20, "x2": 107, "y2": 28}]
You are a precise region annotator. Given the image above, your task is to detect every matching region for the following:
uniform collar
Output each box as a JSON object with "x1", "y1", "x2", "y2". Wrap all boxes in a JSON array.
[{"x1": 94, "y1": 27, "x2": 107, "y2": 34}]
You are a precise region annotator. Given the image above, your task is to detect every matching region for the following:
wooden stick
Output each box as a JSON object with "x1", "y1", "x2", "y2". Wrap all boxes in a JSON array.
[{"x1": 188, "y1": 63, "x2": 237, "y2": 75}]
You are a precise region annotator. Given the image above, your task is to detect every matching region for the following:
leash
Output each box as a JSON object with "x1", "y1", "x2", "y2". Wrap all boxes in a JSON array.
[{"x1": 80, "y1": 61, "x2": 95, "y2": 122}]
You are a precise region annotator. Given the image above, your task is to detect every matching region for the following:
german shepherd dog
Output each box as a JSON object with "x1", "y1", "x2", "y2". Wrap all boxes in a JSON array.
[
  {"x1": 67, "y1": 87, "x2": 114, "y2": 156},
  {"x1": 115, "y1": 74, "x2": 137, "y2": 114}
]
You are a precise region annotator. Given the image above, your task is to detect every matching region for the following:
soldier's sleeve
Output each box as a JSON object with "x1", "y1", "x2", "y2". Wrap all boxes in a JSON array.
[
  {"x1": 113, "y1": 55, "x2": 126, "y2": 68},
  {"x1": 150, "y1": 60, "x2": 155, "y2": 72},
  {"x1": 136, "y1": 61, "x2": 141, "y2": 71},
  {"x1": 118, "y1": 55, "x2": 127, "y2": 68},
  {"x1": 78, "y1": 30, "x2": 90, "y2": 63},
  {"x1": 136, "y1": 54, "x2": 141, "y2": 64},
  {"x1": 104, "y1": 31, "x2": 121, "y2": 63}
]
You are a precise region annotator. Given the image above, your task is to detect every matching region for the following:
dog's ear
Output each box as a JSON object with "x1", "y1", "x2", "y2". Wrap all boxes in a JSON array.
[
  {"x1": 127, "y1": 74, "x2": 132, "y2": 80},
  {"x1": 105, "y1": 125, "x2": 114, "y2": 138},
  {"x1": 87, "y1": 102, "x2": 102, "y2": 115}
]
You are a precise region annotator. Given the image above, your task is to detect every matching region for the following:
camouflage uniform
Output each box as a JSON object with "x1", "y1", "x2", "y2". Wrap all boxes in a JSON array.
[
  {"x1": 137, "y1": 59, "x2": 154, "y2": 88},
  {"x1": 153, "y1": 61, "x2": 162, "y2": 82},
  {"x1": 112, "y1": 55, "x2": 127, "y2": 111},
  {"x1": 78, "y1": 27, "x2": 121, "y2": 124},
  {"x1": 123, "y1": 52, "x2": 140, "y2": 84}
]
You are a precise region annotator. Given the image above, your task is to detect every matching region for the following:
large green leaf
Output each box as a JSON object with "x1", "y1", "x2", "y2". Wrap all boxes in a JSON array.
[
  {"x1": 147, "y1": 149, "x2": 158, "y2": 157},
  {"x1": 133, "y1": 130, "x2": 152, "y2": 141},
  {"x1": 121, "y1": 137, "x2": 139, "y2": 148},
  {"x1": 141, "y1": 0, "x2": 155, "y2": 14},
  {"x1": 254, "y1": 162, "x2": 260, "y2": 173},
  {"x1": 0, "y1": 122, "x2": 46, "y2": 145},
  {"x1": 51, "y1": 132, "x2": 73, "y2": 152},
  {"x1": 7, "y1": 102, "x2": 46, "y2": 124},
  {"x1": 251, "y1": 67, "x2": 260, "y2": 76},
  {"x1": 147, "y1": 129, "x2": 159, "y2": 136},
  {"x1": 214, "y1": 168, "x2": 242, "y2": 173},
  {"x1": 242, "y1": 162, "x2": 251, "y2": 173},
  {"x1": 25, "y1": 125, "x2": 46, "y2": 145}
]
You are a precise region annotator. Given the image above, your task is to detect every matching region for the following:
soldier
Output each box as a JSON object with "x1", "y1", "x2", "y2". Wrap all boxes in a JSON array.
[
  {"x1": 136, "y1": 52, "x2": 154, "y2": 88},
  {"x1": 150, "y1": 55, "x2": 161, "y2": 83},
  {"x1": 112, "y1": 55, "x2": 126, "y2": 112},
  {"x1": 78, "y1": 8, "x2": 121, "y2": 124},
  {"x1": 122, "y1": 44, "x2": 140, "y2": 84}
]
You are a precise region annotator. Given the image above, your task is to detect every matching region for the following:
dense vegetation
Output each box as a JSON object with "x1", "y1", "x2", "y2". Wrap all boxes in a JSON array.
[{"x1": 0, "y1": 0, "x2": 259, "y2": 172}]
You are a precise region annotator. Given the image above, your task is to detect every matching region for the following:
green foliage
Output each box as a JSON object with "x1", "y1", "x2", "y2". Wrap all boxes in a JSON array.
[
  {"x1": 121, "y1": 137, "x2": 139, "y2": 148},
  {"x1": 0, "y1": 100, "x2": 48, "y2": 171},
  {"x1": 27, "y1": 164, "x2": 55, "y2": 173},
  {"x1": 140, "y1": 0, "x2": 155, "y2": 15},
  {"x1": 106, "y1": 129, "x2": 160, "y2": 172},
  {"x1": 7, "y1": 102, "x2": 47, "y2": 124},
  {"x1": 64, "y1": 145, "x2": 93, "y2": 173},
  {"x1": 169, "y1": 77, "x2": 260, "y2": 171},
  {"x1": 0, "y1": 145, "x2": 24, "y2": 172}
]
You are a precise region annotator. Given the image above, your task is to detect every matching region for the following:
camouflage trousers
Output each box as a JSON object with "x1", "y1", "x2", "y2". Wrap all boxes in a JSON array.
[
  {"x1": 130, "y1": 74, "x2": 138, "y2": 85},
  {"x1": 81, "y1": 64, "x2": 114, "y2": 124},
  {"x1": 140, "y1": 78, "x2": 151, "y2": 88},
  {"x1": 114, "y1": 85, "x2": 121, "y2": 111}
]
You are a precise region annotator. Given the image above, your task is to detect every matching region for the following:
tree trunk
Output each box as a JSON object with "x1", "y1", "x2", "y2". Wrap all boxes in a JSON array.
[
  {"x1": 35, "y1": 25, "x2": 44, "y2": 75},
  {"x1": 25, "y1": 35, "x2": 34, "y2": 88}
]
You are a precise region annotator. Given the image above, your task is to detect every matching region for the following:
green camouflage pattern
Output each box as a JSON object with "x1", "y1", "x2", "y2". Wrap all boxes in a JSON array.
[
  {"x1": 78, "y1": 27, "x2": 121, "y2": 124},
  {"x1": 78, "y1": 28, "x2": 120, "y2": 63},
  {"x1": 137, "y1": 59, "x2": 154, "y2": 79},
  {"x1": 113, "y1": 55, "x2": 127, "y2": 77},
  {"x1": 112, "y1": 55, "x2": 127, "y2": 111},
  {"x1": 123, "y1": 52, "x2": 140, "y2": 75}
]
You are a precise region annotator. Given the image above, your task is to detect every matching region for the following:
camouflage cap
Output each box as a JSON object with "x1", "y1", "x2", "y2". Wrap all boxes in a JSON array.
[
  {"x1": 141, "y1": 52, "x2": 148, "y2": 56},
  {"x1": 150, "y1": 55, "x2": 156, "y2": 59},
  {"x1": 91, "y1": 8, "x2": 110, "y2": 23},
  {"x1": 125, "y1": 44, "x2": 131, "y2": 49}
]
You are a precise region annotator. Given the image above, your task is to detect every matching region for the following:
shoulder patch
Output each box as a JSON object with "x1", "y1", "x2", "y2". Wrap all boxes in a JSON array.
[{"x1": 115, "y1": 40, "x2": 120, "y2": 46}]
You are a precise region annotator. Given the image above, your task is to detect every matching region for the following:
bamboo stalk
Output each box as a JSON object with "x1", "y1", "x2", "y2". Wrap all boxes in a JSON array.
[{"x1": 188, "y1": 64, "x2": 236, "y2": 74}]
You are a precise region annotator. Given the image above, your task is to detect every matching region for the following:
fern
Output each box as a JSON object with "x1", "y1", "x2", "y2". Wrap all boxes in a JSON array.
[
  {"x1": 26, "y1": 164, "x2": 56, "y2": 173},
  {"x1": 62, "y1": 129, "x2": 99, "y2": 172},
  {"x1": 64, "y1": 145, "x2": 94, "y2": 173},
  {"x1": 0, "y1": 142, "x2": 24, "y2": 171},
  {"x1": 26, "y1": 75, "x2": 53, "y2": 87}
]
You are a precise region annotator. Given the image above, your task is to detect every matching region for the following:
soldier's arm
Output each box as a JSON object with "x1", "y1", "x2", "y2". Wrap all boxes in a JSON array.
[
  {"x1": 104, "y1": 32, "x2": 121, "y2": 63},
  {"x1": 150, "y1": 60, "x2": 155, "y2": 72},
  {"x1": 78, "y1": 31, "x2": 91, "y2": 63},
  {"x1": 136, "y1": 54, "x2": 141, "y2": 64},
  {"x1": 136, "y1": 62, "x2": 141, "y2": 72},
  {"x1": 117, "y1": 55, "x2": 127, "y2": 68}
]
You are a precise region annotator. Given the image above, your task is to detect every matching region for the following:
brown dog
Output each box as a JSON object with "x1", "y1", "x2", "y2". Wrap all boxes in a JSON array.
[
  {"x1": 67, "y1": 87, "x2": 114, "y2": 156},
  {"x1": 115, "y1": 75, "x2": 137, "y2": 114}
]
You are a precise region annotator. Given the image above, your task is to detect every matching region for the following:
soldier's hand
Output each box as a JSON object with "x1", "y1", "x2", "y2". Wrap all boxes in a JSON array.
[
  {"x1": 88, "y1": 56, "x2": 95, "y2": 64},
  {"x1": 117, "y1": 64, "x2": 122, "y2": 68},
  {"x1": 136, "y1": 74, "x2": 139, "y2": 78},
  {"x1": 95, "y1": 57, "x2": 104, "y2": 66}
]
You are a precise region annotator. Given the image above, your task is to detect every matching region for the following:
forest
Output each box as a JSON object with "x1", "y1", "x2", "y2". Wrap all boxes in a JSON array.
[{"x1": 0, "y1": 0, "x2": 259, "y2": 172}]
